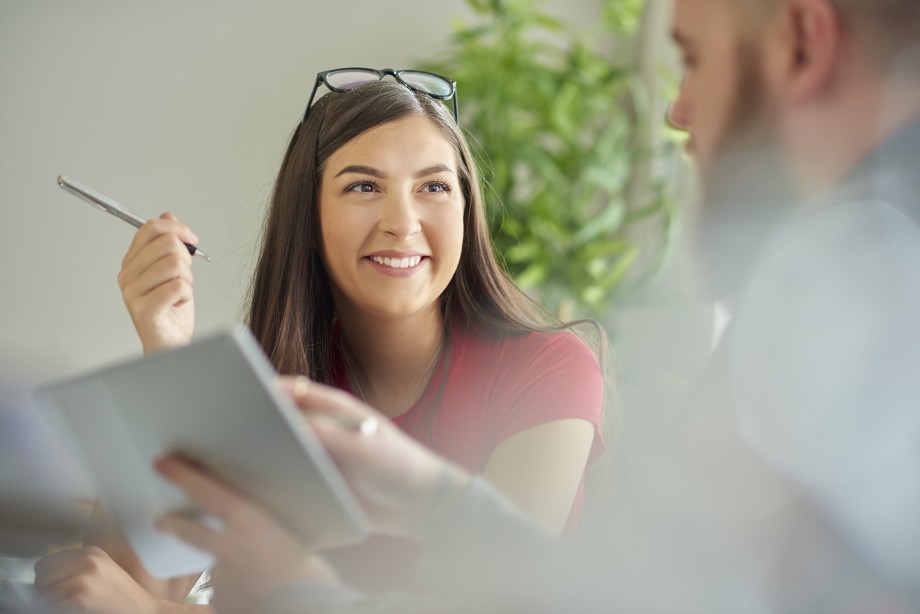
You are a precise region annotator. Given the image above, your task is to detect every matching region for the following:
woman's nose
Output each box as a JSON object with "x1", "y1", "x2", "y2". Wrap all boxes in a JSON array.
[{"x1": 378, "y1": 193, "x2": 422, "y2": 239}]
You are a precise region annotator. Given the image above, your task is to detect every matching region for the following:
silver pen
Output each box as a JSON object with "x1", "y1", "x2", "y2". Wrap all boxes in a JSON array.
[{"x1": 57, "y1": 175, "x2": 212, "y2": 262}]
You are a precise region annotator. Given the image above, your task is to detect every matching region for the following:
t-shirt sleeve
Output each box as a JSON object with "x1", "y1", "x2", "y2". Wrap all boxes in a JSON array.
[{"x1": 489, "y1": 331, "x2": 606, "y2": 464}]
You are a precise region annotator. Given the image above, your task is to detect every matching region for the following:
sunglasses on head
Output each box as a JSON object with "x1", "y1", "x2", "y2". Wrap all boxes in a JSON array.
[{"x1": 303, "y1": 67, "x2": 459, "y2": 123}]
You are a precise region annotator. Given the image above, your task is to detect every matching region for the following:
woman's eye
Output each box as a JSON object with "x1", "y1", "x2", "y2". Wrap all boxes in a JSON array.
[
  {"x1": 345, "y1": 181, "x2": 379, "y2": 193},
  {"x1": 422, "y1": 182, "x2": 451, "y2": 194}
]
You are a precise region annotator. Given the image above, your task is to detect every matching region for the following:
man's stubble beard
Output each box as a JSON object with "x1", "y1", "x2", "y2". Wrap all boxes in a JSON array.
[{"x1": 689, "y1": 43, "x2": 799, "y2": 307}]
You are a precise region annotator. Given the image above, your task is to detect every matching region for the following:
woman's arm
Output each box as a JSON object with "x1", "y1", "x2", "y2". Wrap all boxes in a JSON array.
[
  {"x1": 477, "y1": 331, "x2": 605, "y2": 536},
  {"x1": 482, "y1": 419, "x2": 595, "y2": 536}
]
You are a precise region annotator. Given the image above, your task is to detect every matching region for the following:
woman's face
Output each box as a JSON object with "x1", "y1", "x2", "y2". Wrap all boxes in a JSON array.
[{"x1": 318, "y1": 115, "x2": 465, "y2": 322}]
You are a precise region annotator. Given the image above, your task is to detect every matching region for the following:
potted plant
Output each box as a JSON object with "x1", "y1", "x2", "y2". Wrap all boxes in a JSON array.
[{"x1": 421, "y1": 0, "x2": 676, "y2": 320}]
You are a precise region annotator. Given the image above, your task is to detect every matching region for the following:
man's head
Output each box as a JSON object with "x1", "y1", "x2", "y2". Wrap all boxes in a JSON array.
[
  {"x1": 671, "y1": 0, "x2": 920, "y2": 182},
  {"x1": 668, "y1": 0, "x2": 775, "y2": 171},
  {"x1": 670, "y1": 0, "x2": 920, "y2": 298}
]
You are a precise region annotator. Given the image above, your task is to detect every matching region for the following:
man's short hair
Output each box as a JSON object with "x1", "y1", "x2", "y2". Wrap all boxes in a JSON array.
[
  {"x1": 742, "y1": 0, "x2": 920, "y2": 78},
  {"x1": 831, "y1": 0, "x2": 920, "y2": 77}
]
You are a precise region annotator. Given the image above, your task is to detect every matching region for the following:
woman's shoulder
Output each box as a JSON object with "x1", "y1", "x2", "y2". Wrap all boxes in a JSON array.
[{"x1": 454, "y1": 315, "x2": 600, "y2": 369}]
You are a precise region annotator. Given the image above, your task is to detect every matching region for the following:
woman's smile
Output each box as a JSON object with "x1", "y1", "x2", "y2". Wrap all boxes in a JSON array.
[
  {"x1": 368, "y1": 254, "x2": 425, "y2": 269},
  {"x1": 365, "y1": 254, "x2": 429, "y2": 277}
]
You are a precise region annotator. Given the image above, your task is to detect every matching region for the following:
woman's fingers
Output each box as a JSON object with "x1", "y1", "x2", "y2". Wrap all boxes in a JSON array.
[
  {"x1": 153, "y1": 456, "x2": 248, "y2": 558},
  {"x1": 120, "y1": 254, "x2": 194, "y2": 307},
  {"x1": 118, "y1": 214, "x2": 197, "y2": 352},
  {"x1": 283, "y1": 376, "x2": 378, "y2": 423},
  {"x1": 121, "y1": 213, "x2": 198, "y2": 269},
  {"x1": 33, "y1": 555, "x2": 86, "y2": 604},
  {"x1": 154, "y1": 512, "x2": 222, "y2": 556},
  {"x1": 281, "y1": 377, "x2": 381, "y2": 437},
  {"x1": 152, "y1": 453, "x2": 325, "y2": 604},
  {"x1": 33, "y1": 546, "x2": 162, "y2": 612},
  {"x1": 123, "y1": 275, "x2": 194, "y2": 319},
  {"x1": 33, "y1": 549, "x2": 84, "y2": 588},
  {"x1": 119, "y1": 234, "x2": 194, "y2": 296},
  {"x1": 154, "y1": 456, "x2": 240, "y2": 523},
  {"x1": 118, "y1": 214, "x2": 195, "y2": 304}
]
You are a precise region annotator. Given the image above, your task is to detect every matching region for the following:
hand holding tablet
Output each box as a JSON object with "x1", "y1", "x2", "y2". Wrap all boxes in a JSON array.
[{"x1": 33, "y1": 327, "x2": 369, "y2": 578}]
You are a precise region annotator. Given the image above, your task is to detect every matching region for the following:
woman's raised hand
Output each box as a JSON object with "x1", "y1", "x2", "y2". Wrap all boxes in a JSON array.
[{"x1": 118, "y1": 212, "x2": 198, "y2": 354}]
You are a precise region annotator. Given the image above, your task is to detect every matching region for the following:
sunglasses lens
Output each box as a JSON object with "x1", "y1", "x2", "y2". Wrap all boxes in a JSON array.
[
  {"x1": 399, "y1": 71, "x2": 453, "y2": 97},
  {"x1": 325, "y1": 69, "x2": 381, "y2": 90}
]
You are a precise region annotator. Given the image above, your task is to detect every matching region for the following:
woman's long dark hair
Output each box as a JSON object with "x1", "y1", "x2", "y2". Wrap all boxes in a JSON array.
[{"x1": 244, "y1": 80, "x2": 612, "y2": 408}]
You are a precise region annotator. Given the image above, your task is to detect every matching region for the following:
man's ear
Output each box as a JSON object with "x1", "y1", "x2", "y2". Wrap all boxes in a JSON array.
[{"x1": 770, "y1": 0, "x2": 843, "y2": 103}]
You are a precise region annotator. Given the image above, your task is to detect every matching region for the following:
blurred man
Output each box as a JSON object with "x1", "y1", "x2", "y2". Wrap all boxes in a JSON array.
[{"x1": 666, "y1": 0, "x2": 920, "y2": 606}]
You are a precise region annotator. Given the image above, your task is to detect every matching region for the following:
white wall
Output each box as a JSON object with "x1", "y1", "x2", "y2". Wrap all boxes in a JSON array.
[{"x1": 0, "y1": 0, "x2": 607, "y2": 388}]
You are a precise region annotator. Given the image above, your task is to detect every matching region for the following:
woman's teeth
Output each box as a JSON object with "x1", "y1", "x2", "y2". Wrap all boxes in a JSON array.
[{"x1": 370, "y1": 255, "x2": 422, "y2": 269}]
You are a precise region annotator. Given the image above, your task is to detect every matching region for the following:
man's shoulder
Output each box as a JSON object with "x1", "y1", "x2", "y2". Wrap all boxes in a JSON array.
[
  {"x1": 732, "y1": 196, "x2": 920, "y2": 401},
  {"x1": 749, "y1": 198, "x2": 920, "y2": 297}
]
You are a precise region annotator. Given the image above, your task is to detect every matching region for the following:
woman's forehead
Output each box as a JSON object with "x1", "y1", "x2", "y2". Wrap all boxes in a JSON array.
[{"x1": 325, "y1": 116, "x2": 459, "y2": 177}]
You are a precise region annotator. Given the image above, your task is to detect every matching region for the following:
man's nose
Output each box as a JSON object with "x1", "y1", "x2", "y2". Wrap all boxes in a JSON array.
[{"x1": 666, "y1": 76, "x2": 691, "y2": 132}]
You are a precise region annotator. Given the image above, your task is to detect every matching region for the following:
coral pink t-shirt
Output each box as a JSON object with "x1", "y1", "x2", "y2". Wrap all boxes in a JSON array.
[{"x1": 327, "y1": 315, "x2": 606, "y2": 590}]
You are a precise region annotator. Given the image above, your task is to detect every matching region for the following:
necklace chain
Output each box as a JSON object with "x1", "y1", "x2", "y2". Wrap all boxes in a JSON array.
[{"x1": 341, "y1": 335, "x2": 444, "y2": 416}]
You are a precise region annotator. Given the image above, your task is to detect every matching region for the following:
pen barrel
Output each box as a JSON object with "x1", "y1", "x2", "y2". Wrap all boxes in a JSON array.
[
  {"x1": 58, "y1": 174, "x2": 211, "y2": 263},
  {"x1": 112, "y1": 207, "x2": 145, "y2": 229}
]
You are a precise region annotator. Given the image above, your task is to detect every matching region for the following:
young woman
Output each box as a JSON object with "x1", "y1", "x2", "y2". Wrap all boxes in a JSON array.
[{"x1": 35, "y1": 69, "x2": 609, "y2": 609}]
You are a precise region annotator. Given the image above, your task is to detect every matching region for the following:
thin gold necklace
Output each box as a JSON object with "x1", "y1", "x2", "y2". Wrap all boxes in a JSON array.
[{"x1": 341, "y1": 335, "x2": 444, "y2": 416}]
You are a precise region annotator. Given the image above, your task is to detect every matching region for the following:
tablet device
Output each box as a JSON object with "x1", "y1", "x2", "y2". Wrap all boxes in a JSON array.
[{"x1": 33, "y1": 326, "x2": 369, "y2": 578}]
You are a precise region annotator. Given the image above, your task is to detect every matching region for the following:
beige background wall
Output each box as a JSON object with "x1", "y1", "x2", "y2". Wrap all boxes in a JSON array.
[{"x1": 0, "y1": 1, "x2": 683, "y2": 389}]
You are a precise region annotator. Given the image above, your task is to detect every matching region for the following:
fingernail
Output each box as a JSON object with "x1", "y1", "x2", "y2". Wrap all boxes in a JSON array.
[{"x1": 293, "y1": 376, "x2": 310, "y2": 398}]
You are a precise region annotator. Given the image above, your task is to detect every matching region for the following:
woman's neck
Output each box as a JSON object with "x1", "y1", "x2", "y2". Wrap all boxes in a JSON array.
[{"x1": 336, "y1": 304, "x2": 446, "y2": 417}]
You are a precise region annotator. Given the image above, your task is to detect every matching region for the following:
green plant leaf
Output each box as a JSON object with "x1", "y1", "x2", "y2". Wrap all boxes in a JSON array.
[{"x1": 419, "y1": 0, "x2": 677, "y2": 319}]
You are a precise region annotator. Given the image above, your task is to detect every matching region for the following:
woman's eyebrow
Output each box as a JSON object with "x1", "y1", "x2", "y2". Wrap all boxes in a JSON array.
[
  {"x1": 415, "y1": 164, "x2": 455, "y2": 178},
  {"x1": 335, "y1": 165, "x2": 384, "y2": 178},
  {"x1": 334, "y1": 164, "x2": 456, "y2": 179}
]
